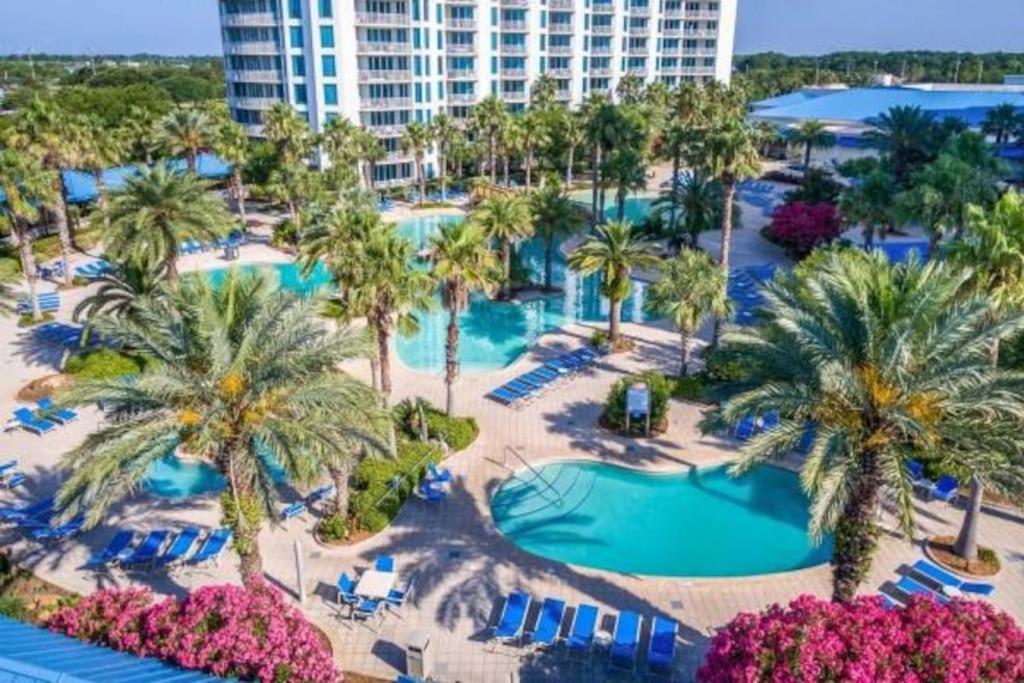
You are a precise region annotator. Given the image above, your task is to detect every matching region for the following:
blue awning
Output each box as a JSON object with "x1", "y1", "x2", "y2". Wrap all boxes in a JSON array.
[{"x1": 0, "y1": 616, "x2": 221, "y2": 682}]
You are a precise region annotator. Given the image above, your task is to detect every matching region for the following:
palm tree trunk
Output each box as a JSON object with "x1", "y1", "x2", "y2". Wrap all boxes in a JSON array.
[
  {"x1": 566, "y1": 144, "x2": 575, "y2": 187},
  {"x1": 418, "y1": 158, "x2": 426, "y2": 205},
  {"x1": 489, "y1": 135, "x2": 497, "y2": 184},
  {"x1": 617, "y1": 186, "x2": 626, "y2": 222},
  {"x1": 94, "y1": 171, "x2": 110, "y2": 228},
  {"x1": 233, "y1": 167, "x2": 248, "y2": 225},
  {"x1": 608, "y1": 296, "x2": 622, "y2": 345},
  {"x1": 525, "y1": 148, "x2": 533, "y2": 190},
  {"x1": 225, "y1": 450, "x2": 263, "y2": 586},
  {"x1": 832, "y1": 451, "x2": 882, "y2": 602},
  {"x1": 927, "y1": 228, "x2": 943, "y2": 258},
  {"x1": 953, "y1": 474, "x2": 983, "y2": 562},
  {"x1": 719, "y1": 176, "x2": 736, "y2": 272},
  {"x1": 187, "y1": 150, "x2": 197, "y2": 175},
  {"x1": 668, "y1": 153, "x2": 680, "y2": 236},
  {"x1": 52, "y1": 178, "x2": 74, "y2": 287},
  {"x1": 544, "y1": 236, "x2": 555, "y2": 290},
  {"x1": 369, "y1": 355, "x2": 381, "y2": 392},
  {"x1": 503, "y1": 154, "x2": 510, "y2": 187},
  {"x1": 590, "y1": 144, "x2": 600, "y2": 229},
  {"x1": 804, "y1": 142, "x2": 812, "y2": 169},
  {"x1": 444, "y1": 308, "x2": 460, "y2": 417},
  {"x1": 327, "y1": 462, "x2": 351, "y2": 517},
  {"x1": 15, "y1": 223, "x2": 41, "y2": 322},
  {"x1": 376, "y1": 315, "x2": 392, "y2": 400},
  {"x1": 166, "y1": 254, "x2": 180, "y2": 286},
  {"x1": 679, "y1": 329, "x2": 691, "y2": 377},
  {"x1": 439, "y1": 150, "x2": 447, "y2": 201},
  {"x1": 501, "y1": 241, "x2": 511, "y2": 300}
]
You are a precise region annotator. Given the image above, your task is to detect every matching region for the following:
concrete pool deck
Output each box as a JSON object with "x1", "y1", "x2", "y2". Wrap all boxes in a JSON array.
[{"x1": 1, "y1": 186, "x2": 1022, "y2": 682}]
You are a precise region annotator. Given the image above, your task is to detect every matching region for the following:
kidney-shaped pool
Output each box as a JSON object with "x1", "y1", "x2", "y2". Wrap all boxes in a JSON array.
[{"x1": 490, "y1": 461, "x2": 832, "y2": 577}]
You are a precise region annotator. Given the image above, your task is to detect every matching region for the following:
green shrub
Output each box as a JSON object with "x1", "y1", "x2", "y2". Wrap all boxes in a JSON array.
[
  {"x1": 316, "y1": 512, "x2": 349, "y2": 543},
  {"x1": 424, "y1": 411, "x2": 478, "y2": 451},
  {"x1": 672, "y1": 373, "x2": 711, "y2": 402},
  {"x1": 602, "y1": 371, "x2": 674, "y2": 435},
  {"x1": 18, "y1": 312, "x2": 55, "y2": 328},
  {"x1": 349, "y1": 439, "x2": 444, "y2": 532},
  {"x1": 0, "y1": 595, "x2": 28, "y2": 620},
  {"x1": 702, "y1": 345, "x2": 748, "y2": 384},
  {"x1": 590, "y1": 329, "x2": 610, "y2": 348},
  {"x1": 65, "y1": 349, "x2": 147, "y2": 379}
]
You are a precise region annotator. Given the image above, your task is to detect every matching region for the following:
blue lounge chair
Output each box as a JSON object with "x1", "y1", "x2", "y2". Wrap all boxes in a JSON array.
[
  {"x1": 121, "y1": 530, "x2": 170, "y2": 568},
  {"x1": 527, "y1": 597, "x2": 566, "y2": 648},
  {"x1": 386, "y1": 575, "x2": 415, "y2": 611},
  {"x1": 907, "y1": 459, "x2": 930, "y2": 484},
  {"x1": 0, "y1": 459, "x2": 17, "y2": 475},
  {"x1": 374, "y1": 555, "x2": 395, "y2": 572},
  {"x1": 0, "y1": 497, "x2": 55, "y2": 523},
  {"x1": 427, "y1": 463, "x2": 452, "y2": 484},
  {"x1": 155, "y1": 527, "x2": 201, "y2": 568},
  {"x1": 336, "y1": 571, "x2": 360, "y2": 611},
  {"x1": 420, "y1": 481, "x2": 447, "y2": 504},
  {"x1": 4, "y1": 473, "x2": 26, "y2": 489},
  {"x1": 733, "y1": 416, "x2": 756, "y2": 441},
  {"x1": 187, "y1": 528, "x2": 232, "y2": 567},
  {"x1": 28, "y1": 515, "x2": 84, "y2": 542},
  {"x1": 911, "y1": 559, "x2": 996, "y2": 596},
  {"x1": 12, "y1": 408, "x2": 57, "y2": 435},
  {"x1": 761, "y1": 410, "x2": 780, "y2": 432},
  {"x1": 281, "y1": 501, "x2": 307, "y2": 520},
  {"x1": 608, "y1": 611, "x2": 641, "y2": 672},
  {"x1": 566, "y1": 604, "x2": 599, "y2": 658},
  {"x1": 894, "y1": 575, "x2": 948, "y2": 604},
  {"x1": 491, "y1": 591, "x2": 531, "y2": 648},
  {"x1": 36, "y1": 398, "x2": 78, "y2": 424},
  {"x1": 15, "y1": 507, "x2": 55, "y2": 530},
  {"x1": 488, "y1": 385, "x2": 527, "y2": 405},
  {"x1": 930, "y1": 475, "x2": 959, "y2": 502},
  {"x1": 86, "y1": 530, "x2": 136, "y2": 569},
  {"x1": 647, "y1": 617, "x2": 678, "y2": 676},
  {"x1": 308, "y1": 485, "x2": 336, "y2": 507},
  {"x1": 353, "y1": 597, "x2": 382, "y2": 622},
  {"x1": 17, "y1": 293, "x2": 60, "y2": 315}
]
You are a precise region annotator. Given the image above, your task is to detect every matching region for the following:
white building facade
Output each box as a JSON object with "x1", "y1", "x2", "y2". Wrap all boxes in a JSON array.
[{"x1": 219, "y1": 0, "x2": 736, "y2": 186}]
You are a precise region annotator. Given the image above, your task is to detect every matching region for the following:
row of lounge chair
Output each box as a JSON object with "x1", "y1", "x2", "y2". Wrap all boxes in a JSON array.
[
  {"x1": 0, "y1": 496, "x2": 85, "y2": 542},
  {"x1": 0, "y1": 459, "x2": 25, "y2": 490},
  {"x1": 281, "y1": 484, "x2": 337, "y2": 520},
  {"x1": 9, "y1": 400, "x2": 79, "y2": 436},
  {"x1": 882, "y1": 559, "x2": 996, "y2": 608},
  {"x1": 74, "y1": 260, "x2": 112, "y2": 281},
  {"x1": 180, "y1": 232, "x2": 247, "y2": 256},
  {"x1": 488, "y1": 347, "x2": 602, "y2": 407},
  {"x1": 17, "y1": 292, "x2": 60, "y2": 316},
  {"x1": 733, "y1": 410, "x2": 780, "y2": 441},
  {"x1": 491, "y1": 592, "x2": 678, "y2": 676},
  {"x1": 906, "y1": 460, "x2": 959, "y2": 501},
  {"x1": 86, "y1": 527, "x2": 233, "y2": 571}
]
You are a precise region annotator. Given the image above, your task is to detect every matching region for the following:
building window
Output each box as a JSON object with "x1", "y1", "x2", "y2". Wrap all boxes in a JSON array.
[
  {"x1": 324, "y1": 84, "x2": 338, "y2": 105},
  {"x1": 322, "y1": 55, "x2": 336, "y2": 77},
  {"x1": 292, "y1": 55, "x2": 306, "y2": 77},
  {"x1": 320, "y1": 26, "x2": 335, "y2": 48},
  {"x1": 319, "y1": 0, "x2": 333, "y2": 17},
  {"x1": 294, "y1": 84, "x2": 308, "y2": 104},
  {"x1": 289, "y1": 26, "x2": 304, "y2": 48},
  {"x1": 288, "y1": 0, "x2": 302, "y2": 18}
]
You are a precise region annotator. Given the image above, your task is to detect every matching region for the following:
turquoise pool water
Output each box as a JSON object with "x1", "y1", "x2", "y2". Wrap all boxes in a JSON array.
[
  {"x1": 491, "y1": 462, "x2": 832, "y2": 577},
  {"x1": 203, "y1": 261, "x2": 333, "y2": 296},
  {"x1": 145, "y1": 455, "x2": 226, "y2": 498},
  {"x1": 568, "y1": 190, "x2": 658, "y2": 225}
]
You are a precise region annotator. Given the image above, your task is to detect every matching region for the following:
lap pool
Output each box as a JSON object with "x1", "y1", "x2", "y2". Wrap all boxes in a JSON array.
[{"x1": 490, "y1": 461, "x2": 832, "y2": 577}]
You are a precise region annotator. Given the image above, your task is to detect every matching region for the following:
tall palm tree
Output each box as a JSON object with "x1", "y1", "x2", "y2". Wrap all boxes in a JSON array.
[
  {"x1": 119, "y1": 106, "x2": 161, "y2": 165},
  {"x1": 472, "y1": 194, "x2": 533, "y2": 299},
  {"x1": 646, "y1": 248, "x2": 729, "y2": 375},
  {"x1": 517, "y1": 110, "x2": 549, "y2": 190},
  {"x1": 560, "y1": 111, "x2": 585, "y2": 187},
  {"x1": 981, "y1": 103, "x2": 1021, "y2": 146},
  {"x1": 160, "y1": 107, "x2": 213, "y2": 174},
  {"x1": 355, "y1": 127, "x2": 386, "y2": 192},
  {"x1": 714, "y1": 250, "x2": 1024, "y2": 602},
  {"x1": 431, "y1": 113, "x2": 458, "y2": 201},
  {"x1": 212, "y1": 119, "x2": 251, "y2": 226},
  {"x1": 263, "y1": 102, "x2": 314, "y2": 165},
  {"x1": 401, "y1": 121, "x2": 433, "y2": 203},
  {"x1": 56, "y1": 271, "x2": 391, "y2": 584},
  {"x1": 583, "y1": 96, "x2": 621, "y2": 227},
  {"x1": 428, "y1": 221, "x2": 498, "y2": 416},
  {"x1": 838, "y1": 168, "x2": 899, "y2": 248},
  {"x1": 863, "y1": 105, "x2": 937, "y2": 183},
  {"x1": 77, "y1": 116, "x2": 125, "y2": 226},
  {"x1": 787, "y1": 119, "x2": 836, "y2": 169},
  {"x1": 471, "y1": 95, "x2": 508, "y2": 184},
  {"x1": 498, "y1": 118, "x2": 521, "y2": 188},
  {"x1": 530, "y1": 183, "x2": 584, "y2": 289},
  {"x1": 321, "y1": 116, "x2": 361, "y2": 179},
  {"x1": 654, "y1": 172, "x2": 725, "y2": 251},
  {"x1": 0, "y1": 149, "x2": 57, "y2": 321},
  {"x1": 105, "y1": 166, "x2": 231, "y2": 283},
  {"x1": 604, "y1": 147, "x2": 647, "y2": 222},
  {"x1": 567, "y1": 220, "x2": 660, "y2": 346}
]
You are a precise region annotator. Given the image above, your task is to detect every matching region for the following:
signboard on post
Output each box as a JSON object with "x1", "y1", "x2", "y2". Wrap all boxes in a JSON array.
[{"x1": 625, "y1": 382, "x2": 651, "y2": 437}]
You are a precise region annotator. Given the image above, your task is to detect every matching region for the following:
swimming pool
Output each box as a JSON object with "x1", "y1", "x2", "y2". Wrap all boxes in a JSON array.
[
  {"x1": 568, "y1": 190, "x2": 658, "y2": 225},
  {"x1": 145, "y1": 455, "x2": 226, "y2": 498},
  {"x1": 490, "y1": 461, "x2": 832, "y2": 577},
  {"x1": 203, "y1": 261, "x2": 333, "y2": 296}
]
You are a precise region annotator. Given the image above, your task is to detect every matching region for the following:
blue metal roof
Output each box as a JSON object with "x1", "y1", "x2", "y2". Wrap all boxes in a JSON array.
[
  {"x1": 752, "y1": 87, "x2": 1024, "y2": 125},
  {"x1": 0, "y1": 617, "x2": 220, "y2": 683},
  {"x1": 750, "y1": 89, "x2": 842, "y2": 110}
]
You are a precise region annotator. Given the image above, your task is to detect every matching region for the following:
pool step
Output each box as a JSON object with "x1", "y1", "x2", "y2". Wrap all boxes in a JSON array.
[{"x1": 492, "y1": 466, "x2": 600, "y2": 522}]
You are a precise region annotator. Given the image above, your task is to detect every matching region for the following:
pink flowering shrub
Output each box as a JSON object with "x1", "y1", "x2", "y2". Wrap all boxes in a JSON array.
[
  {"x1": 766, "y1": 202, "x2": 844, "y2": 257},
  {"x1": 49, "y1": 581, "x2": 341, "y2": 683},
  {"x1": 698, "y1": 594, "x2": 1024, "y2": 683}
]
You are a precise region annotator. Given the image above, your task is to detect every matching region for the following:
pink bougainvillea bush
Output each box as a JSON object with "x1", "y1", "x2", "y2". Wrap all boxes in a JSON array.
[
  {"x1": 766, "y1": 202, "x2": 844, "y2": 258},
  {"x1": 49, "y1": 581, "x2": 341, "y2": 683},
  {"x1": 698, "y1": 594, "x2": 1024, "y2": 683}
]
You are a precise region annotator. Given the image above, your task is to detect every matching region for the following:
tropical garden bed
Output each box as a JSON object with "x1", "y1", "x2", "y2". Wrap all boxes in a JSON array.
[
  {"x1": 0, "y1": 552, "x2": 78, "y2": 626},
  {"x1": 926, "y1": 535, "x2": 1001, "y2": 576}
]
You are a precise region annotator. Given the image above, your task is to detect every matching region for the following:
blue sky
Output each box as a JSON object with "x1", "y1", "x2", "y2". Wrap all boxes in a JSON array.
[{"x1": 0, "y1": 0, "x2": 1022, "y2": 56}]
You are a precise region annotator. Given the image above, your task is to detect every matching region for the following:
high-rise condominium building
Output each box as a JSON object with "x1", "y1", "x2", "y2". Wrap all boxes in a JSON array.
[{"x1": 219, "y1": 0, "x2": 737, "y2": 186}]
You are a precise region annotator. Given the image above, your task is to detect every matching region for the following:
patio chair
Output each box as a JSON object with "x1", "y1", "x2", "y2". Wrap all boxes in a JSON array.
[
  {"x1": 490, "y1": 591, "x2": 531, "y2": 650},
  {"x1": 646, "y1": 616, "x2": 679, "y2": 676},
  {"x1": 187, "y1": 528, "x2": 232, "y2": 567},
  {"x1": 0, "y1": 496, "x2": 55, "y2": 523},
  {"x1": 488, "y1": 385, "x2": 528, "y2": 405},
  {"x1": 760, "y1": 410, "x2": 780, "y2": 432},
  {"x1": 0, "y1": 459, "x2": 17, "y2": 476},
  {"x1": 120, "y1": 530, "x2": 171, "y2": 568},
  {"x1": 894, "y1": 575, "x2": 948, "y2": 605},
  {"x1": 155, "y1": 527, "x2": 202, "y2": 569},
  {"x1": 526, "y1": 597, "x2": 565, "y2": 649},
  {"x1": 733, "y1": 416, "x2": 756, "y2": 441},
  {"x1": 910, "y1": 559, "x2": 995, "y2": 596},
  {"x1": 3, "y1": 473, "x2": 25, "y2": 490},
  {"x1": 308, "y1": 485, "x2": 336, "y2": 507},
  {"x1": 419, "y1": 480, "x2": 447, "y2": 504},
  {"x1": 906, "y1": 459, "x2": 932, "y2": 487},
  {"x1": 85, "y1": 530, "x2": 136, "y2": 569},
  {"x1": 36, "y1": 398, "x2": 78, "y2": 425},
  {"x1": 374, "y1": 555, "x2": 395, "y2": 572},
  {"x1": 565, "y1": 604, "x2": 599, "y2": 659},
  {"x1": 353, "y1": 597, "x2": 383, "y2": 624},
  {"x1": 12, "y1": 407, "x2": 57, "y2": 435},
  {"x1": 336, "y1": 571, "x2": 360, "y2": 611},
  {"x1": 386, "y1": 574, "x2": 415, "y2": 613},
  {"x1": 930, "y1": 475, "x2": 959, "y2": 502},
  {"x1": 608, "y1": 610, "x2": 641, "y2": 672},
  {"x1": 427, "y1": 463, "x2": 452, "y2": 485}
]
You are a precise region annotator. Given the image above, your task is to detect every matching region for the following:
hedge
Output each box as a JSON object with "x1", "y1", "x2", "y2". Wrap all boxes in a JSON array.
[
  {"x1": 64, "y1": 349, "x2": 148, "y2": 379},
  {"x1": 603, "y1": 371, "x2": 674, "y2": 435},
  {"x1": 349, "y1": 439, "x2": 444, "y2": 532}
]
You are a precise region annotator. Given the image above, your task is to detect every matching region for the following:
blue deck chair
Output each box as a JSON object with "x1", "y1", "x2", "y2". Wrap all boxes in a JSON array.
[
  {"x1": 353, "y1": 597, "x2": 383, "y2": 622},
  {"x1": 894, "y1": 575, "x2": 948, "y2": 604},
  {"x1": 336, "y1": 571, "x2": 360, "y2": 612},
  {"x1": 513, "y1": 373, "x2": 548, "y2": 392},
  {"x1": 488, "y1": 385, "x2": 526, "y2": 405},
  {"x1": 930, "y1": 475, "x2": 959, "y2": 502},
  {"x1": 86, "y1": 530, "x2": 136, "y2": 569},
  {"x1": 427, "y1": 463, "x2": 452, "y2": 484},
  {"x1": 0, "y1": 459, "x2": 17, "y2": 476},
  {"x1": 15, "y1": 506, "x2": 55, "y2": 530},
  {"x1": 308, "y1": 484, "x2": 336, "y2": 506},
  {"x1": 386, "y1": 574, "x2": 415, "y2": 612},
  {"x1": 505, "y1": 379, "x2": 538, "y2": 397},
  {"x1": 121, "y1": 530, "x2": 170, "y2": 567},
  {"x1": 420, "y1": 480, "x2": 447, "y2": 504},
  {"x1": 532, "y1": 366, "x2": 561, "y2": 382},
  {"x1": 374, "y1": 555, "x2": 395, "y2": 572},
  {"x1": 526, "y1": 597, "x2": 566, "y2": 648},
  {"x1": 733, "y1": 416, "x2": 756, "y2": 441},
  {"x1": 760, "y1": 410, "x2": 780, "y2": 432},
  {"x1": 3, "y1": 473, "x2": 25, "y2": 489},
  {"x1": 906, "y1": 459, "x2": 929, "y2": 484},
  {"x1": 911, "y1": 559, "x2": 995, "y2": 596},
  {"x1": 0, "y1": 496, "x2": 55, "y2": 523},
  {"x1": 608, "y1": 611, "x2": 641, "y2": 672},
  {"x1": 28, "y1": 515, "x2": 84, "y2": 542},
  {"x1": 647, "y1": 617, "x2": 678, "y2": 676},
  {"x1": 36, "y1": 398, "x2": 78, "y2": 424},
  {"x1": 155, "y1": 527, "x2": 201, "y2": 568},
  {"x1": 281, "y1": 501, "x2": 307, "y2": 520},
  {"x1": 187, "y1": 528, "x2": 232, "y2": 567},
  {"x1": 12, "y1": 408, "x2": 57, "y2": 435},
  {"x1": 566, "y1": 604, "x2": 599, "y2": 658},
  {"x1": 491, "y1": 591, "x2": 531, "y2": 648}
]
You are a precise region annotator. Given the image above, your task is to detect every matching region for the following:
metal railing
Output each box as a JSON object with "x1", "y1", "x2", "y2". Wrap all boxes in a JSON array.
[
  {"x1": 226, "y1": 69, "x2": 283, "y2": 83},
  {"x1": 358, "y1": 41, "x2": 411, "y2": 54},
  {"x1": 221, "y1": 12, "x2": 279, "y2": 27},
  {"x1": 356, "y1": 12, "x2": 410, "y2": 25},
  {"x1": 359, "y1": 70, "x2": 413, "y2": 82},
  {"x1": 502, "y1": 446, "x2": 561, "y2": 505}
]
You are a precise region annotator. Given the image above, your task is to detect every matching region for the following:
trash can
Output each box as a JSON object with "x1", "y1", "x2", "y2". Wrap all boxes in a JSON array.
[{"x1": 405, "y1": 629, "x2": 433, "y2": 678}]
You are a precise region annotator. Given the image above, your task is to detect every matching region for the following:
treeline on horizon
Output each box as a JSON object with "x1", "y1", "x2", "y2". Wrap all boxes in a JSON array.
[{"x1": 736, "y1": 51, "x2": 1024, "y2": 98}]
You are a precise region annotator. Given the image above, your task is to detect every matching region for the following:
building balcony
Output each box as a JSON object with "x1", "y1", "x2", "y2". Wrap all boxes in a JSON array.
[
  {"x1": 500, "y1": 0, "x2": 529, "y2": 6},
  {"x1": 383, "y1": 150, "x2": 414, "y2": 163},
  {"x1": 361, "y1": 97, "x2": 414, "y2": 110},
  {"x1": 549, "y1": 23, "x2": 574, "y2": 34},
  {"x1": 243, "y1": 123, "x2": 266, "y2": 137},
  {"x1": 660, "y1": 65, "x2": 715, "y2": 76},
  {"x1": 591, "y1": 24, "x2": 613, "y2": 35},
  {"x1": 625, "y1": 66, "x2": 647, "y2": 76},
  {"x1": 548, "y1": 44, "x2": 573, "y2": 55},
  {"x1": 359, "y1": 69, "x2": 413, "y2": 82},
  {"x1": 549, "y1": 0, "x2": 574, "y2": 8},
  {"x1": 449, "y1": 92, "x2": 477, "y2": 103},
  {"x1": 689, "y1": 10, "x2": 721, "y2": 20},
  {"x1": 366, "y1": 123, "x2": 408, "y2": 136},
  {"x1": 662, "y1": 8, "x2": 685, "y2": 18},
  {"x1": 628, "y1": 24, "x2": 649, "y2": 35},
  {"x1": 446, "y1": 42, "x2": 476, "y2": 54},
  {"x1": 358, "y1": 41, "x2": 412, "y2": 54},
  {"x1": 555, "y1": 89, "x2": 571, "y2": 100},
  {"x1": 590, "y1": 45, "x2": 612, "y2": 55},
  {"x1": 501, "y1": 67, "x2": 527, "y2": 78},
  {"x1": 447, "y1": 68, "x2": 476, "y2": 79},
  {"x1": 661, "y1": 26, "x2": 683, "y2": 37},
  {"x1": 230, "y1": 96, "x2": 282, "y2": 109},
  {"x1": 627, "y1": 44, "x2": 648, "y2": 55},
  {"x1": 446, "y1": 0, "x2": 476, "y2": 4},
  {"x1": 226, "y1": 69, "x2": 283, "y2": 84},
  {"x1": 224, "y1": 41, "x2": 281, "y2": 56},
  {"x1": 446, "y1": 17, "x2": 476, "y2": 29},
  {"x1": 682, "y1": 48, "x2": 717, "y2": 57},
  {"x1": 356, "y1": 12, "x2": 410, "y2": 26},
  {"x1": 502, "y1": 90, "x2": 528, "y2": 102},
  {"x1": 547, "y1": 67, "x2": 572, "y2": 78},
  {"x1": 683, "y1": 28, "x2": 717, "y2": 38},
  {"x1": 589, "y1": 66, "x2": 611, "y2": 76},
  {"x1": 220, "y1": 12, "x2": 279, "y2": 28},
  {"x1": 628, "y1": 5, "x2": 651, "y2": 16},
  {"x1": 591, "y1": 0, "x2": 614, "y2": 12},
  {"x1": 499, "y1": 43, "x2": 528, "y2": 55},
  {"x1": 500, "y1": 19, "x2": 527, "y2": 31}
]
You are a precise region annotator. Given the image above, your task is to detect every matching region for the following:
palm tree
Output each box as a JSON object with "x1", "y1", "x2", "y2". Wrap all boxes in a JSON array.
[
  {"x1": 471, "y1": 95, "x2": 509, "y2": 184},
  {"x1": 787, "y1": 119, "x2": 836, "y2": 169},
  {"x1": 583, "y1": 96, "x2": 621, "y2": 227},
  {"x1": 838, "y1": 169, "x2": 898, "y2": 248},
  {"x1": 263, "y1": 102, "x2": 314, "y2": 165},
  {"x1": 0, "y1": 149, "x2": 57, "y2": 321},
  {"x1": 982, "y1": 103, "x2": 1020, "y2": 146},
  {"x1": 863, "y1": 105, "x2": 937, "y2": 183},
  {"x1": 119, "y1": 106, "x2": 161, "y2": 165},
  {"x1": 517, "y1": 110, "x2": 549, "y2": 191},
  {"x1": 560, "y1": 111, "x2": 585, "y2": 187},
  {"x1": 530, "y1": 74, "x2": 558, "y2": 109},
  {"x1": 431, "y1": 113, "x2": 459, "y2": 200},
  {"x1": 567, "y1": 220, "x2": 660, "y2": 346},
  {"x1": 354, "y1": 127, "x2": 386, "y2": 192},
  {"x1": 428, "y1": 221, "x2": 498, "y2": 416},
  {"x1": 322, "y1": 116, "x2": 361, "y2": 183},
  {"x1": 212, "y1": 119, "x2": 251, "y2": 226},
  {"x1": 604, "y1": 147, "x2": 647, "y2": 222},
  {"x1": 105, "y1": 166, "x2": 231, "y2": 283},
  {"x1": 56, "y1": 271, "x2": 391, "y2": 584},
  {"x1": 77, "y1": 116, "x2": 125, "y2": 226},
  {"x1": 654, "y1": 172, "x2": 725, "y2": 251},
  {"x1": 72, "y1": 258, "x2": 167, "y2": 333},
  {"x1": 714, "y1": 250, "x2": 1024, "y2": 602},
  {"x1": 401, "y1": 121, "x2": 433, "y2": 203},
  {"x1": 498, "y1": 118, "x2": 521, "y2": 188},
  {"x1": 646, "y1": 248, "x2": 729, "y2": 375},
  {"x1": 530, "y1": 183, "x2": 584, "y2": 289},
  {"x1": 472, "y1": 194, "x2": 533, "y2": 299},
  {"x1": 160, "y1": 107, "x2": 213, "y2": 174}
]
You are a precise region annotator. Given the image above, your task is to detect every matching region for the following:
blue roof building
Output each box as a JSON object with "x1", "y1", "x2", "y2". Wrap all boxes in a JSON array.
[{"x1": 0, "y1": 616, "x2": 220, "y2": 683}]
